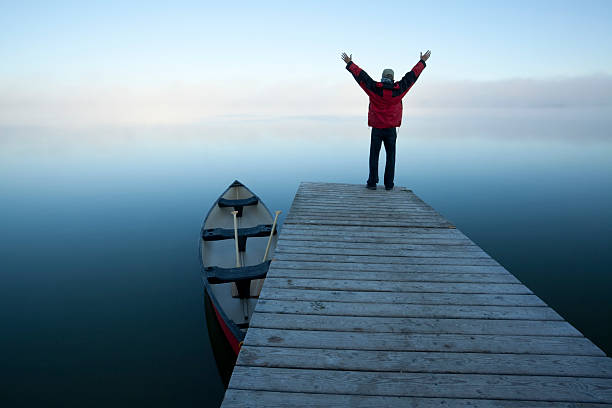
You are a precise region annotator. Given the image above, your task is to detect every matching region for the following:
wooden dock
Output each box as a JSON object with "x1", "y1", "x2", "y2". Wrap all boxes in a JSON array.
[{"x1": 221, "y1": 182, "x2": 612, "y2": 407}]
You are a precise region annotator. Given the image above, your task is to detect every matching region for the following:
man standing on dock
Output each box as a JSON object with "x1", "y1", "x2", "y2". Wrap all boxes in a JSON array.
[{"x1": 341, "y1": 50, "x2": 430, "y2": 190}]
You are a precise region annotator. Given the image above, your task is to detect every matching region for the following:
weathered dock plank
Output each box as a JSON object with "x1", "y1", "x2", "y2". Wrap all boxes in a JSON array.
[
  {"x1": 228, "y1": 366, "x2": 612, "y2": 403},
  {"x1": 244, "y1": 327, "x2": 604, "y2": 355},
  {"x1": 271, "y1": 260, "x2": 509, "y2": 273},
  {"x1": 250, "y1": 313, "x2": 580, "y2": 336},
  {"x1": 254, "y1": 299, "x2": 562, "y2": 320},
  {"x1": 263, "y1": 277, "x2": 532, "y2": 294},
  {"x1": 273, "y1": 252, "x2": 501, "y2": 265},
  {"x1": 221, "y1": 182, "x2": 612, "y2": 407},
  {"x1": 269, "y1": 269, "x2": 520, "y2": 283},
  {"x1": 238, "y1": 346, "x2": 612, "y2": 377},
  {"x1": 223, "y1": 390, "x2": 609, "y2": 408},
  {"x1": 257, "y1": 287, "x2": 547, "y2": 306}
]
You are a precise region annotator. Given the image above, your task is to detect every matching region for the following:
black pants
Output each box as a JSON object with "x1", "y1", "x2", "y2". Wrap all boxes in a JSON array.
[{"x1": 367, "y1": 127, "x2": 397, "y2": 188}]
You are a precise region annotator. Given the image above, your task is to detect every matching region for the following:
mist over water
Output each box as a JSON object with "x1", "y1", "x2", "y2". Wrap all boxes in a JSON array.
[{"x1": 1, "y1": 111, "x2": 611, "y2": 406}]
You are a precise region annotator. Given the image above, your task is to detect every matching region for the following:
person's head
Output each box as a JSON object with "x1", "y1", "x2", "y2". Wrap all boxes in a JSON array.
[{"x1": 381, "y1": 68, "x2": 394, "y2": 83}]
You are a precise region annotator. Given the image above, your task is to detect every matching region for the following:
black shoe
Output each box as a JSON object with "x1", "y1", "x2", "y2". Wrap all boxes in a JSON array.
[
  {"x1": 385, "y1": 185, "x2": 393, "y2": 191},
  {"x1": 366, "y1": 184, "x2": 376, "y2": 190}
]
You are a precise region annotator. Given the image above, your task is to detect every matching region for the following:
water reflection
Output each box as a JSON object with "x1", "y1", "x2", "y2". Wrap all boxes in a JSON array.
[{"x1": 1, "y1": 112, "x2": 611, "y2": 406}]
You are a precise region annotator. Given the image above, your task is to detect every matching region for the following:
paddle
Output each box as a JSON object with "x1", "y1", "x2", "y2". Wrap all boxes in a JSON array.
[
  {"x1": 231, "y1": 210, "x2": 241, "y2": 267},
  {"x1": 262, "y1": 210, "x2": 282, "y2": 262},
  {"x1": 231, "y1": 209, "x2": 247, "y2": 300}
]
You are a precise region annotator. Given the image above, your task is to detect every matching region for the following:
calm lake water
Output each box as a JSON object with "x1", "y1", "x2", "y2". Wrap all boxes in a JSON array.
[{"x1": 1, "y1": 110, "x2": 611, "y2": 406}]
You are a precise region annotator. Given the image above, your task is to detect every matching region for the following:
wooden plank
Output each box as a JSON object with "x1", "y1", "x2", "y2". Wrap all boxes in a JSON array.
[
  {"x1": 244, "y1": 328, "x2": 605, "y2": 356},
  {"x1": 280, "y1": 224, "x2": 465, "y2": 235},
  {"x1": 290, "y1": 203, "x2": 432, "y2": 209},
  {"x1": 290, "y1": 203, "x2": 436, "y2": 211},
  {"x1": 287, "y1": 208, "x2": 443, "y2": 214},
  {"x1": 284, "y1": 217, "x2": 449, "y2": 224},
  {"x1": 263, "y1": 277, "x2": 531, "y2": 294},
  {"x1": 289, "y1": 207, "x2": 440, "y2": 216},
  {"x1": 273, "y1": 253, "x2": 500, "y2": 266},
  {"x1": 284, "y1": 218, "x2": 452, "y2": 226},
  {"x1": 278, "y1": 230, "x2": 465, "y2": 241},
  {"x1": 270, "y1": 260, "x2": 509, "y2": 274},
  {"x1": 275, "y1": 246, "x2": 491, "y2": 259},
  {"x1": 257, "y1": 288, "x2": 547, "y2": 306},
  {"x1": 289, "y1": 204, "x2": 438, "y2": 212},
  {"x1": 277, "y1": 240, "x2": 483, "y2": 252},
  {"x1": 286, "y1": 211, "x2": 445, "y2": 219},
  {"x1": 286, "y1": 210, "x2": 444, "y2": 218},
  {"x1": 223, "y1": 389, "x2": 608, "y2": 408},
  {"x1": 291, "y1": 199, "x2": 433, "y2": 207},
  {"x1": 268, "y1": 269, "x2": 520, "y2": 284},
  {"x1": 279, "y1": 233, "x2": 473, "y2": 245},
  {"x1": 254, "y1": 299, "x2": 563, "y2": 320},
  {"x1": 282, "y1": 224, "x2": 467, "y2": 234},
  {"x1": 228, "y1": 366, "x2": 612, "y2": 402},
  {"x1": 294, "y1": 192, "x2": 422, "y2": 198},
  {"x1": 293, "y1": 192, "x2": 427, "y2": 199},
  {"x1": 280, "y1": 226, "x2": 464, "y2": 235},
  {"x1": 283, "y1": 218, "x2": 453, "y2": 228},
  {"x1": 278, "y1": 231, "x2": 465, "y2": 242},
  {"x1": 238, "y1": 346, "x2": 612, "y2": 377},
  {"x1": 291, "y1": 196, "x2": 428, "y2": 203},
  {"x1": 291, "y1": 199, "x2": 429, "y2": 206},
  {"x1": 291, "y1": 197, "x2": 429, "y2": 205},
  {"x1": 290, "y1": 202, "x2": 433, "y2": 208},
  {"x1": 249, "y1": 313, "x2": 579, "y2": 336},
  {"x1": 295, "y1": 187, "x2": 420, "y2": 195},
  {"x1": 278, "y1": 234, "x2": 469, "y2": 245}
]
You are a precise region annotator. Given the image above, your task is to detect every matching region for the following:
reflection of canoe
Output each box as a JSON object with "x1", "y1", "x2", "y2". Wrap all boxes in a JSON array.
[{"x1": 200, "y1": 180, "x2": 278, "y2": 368}]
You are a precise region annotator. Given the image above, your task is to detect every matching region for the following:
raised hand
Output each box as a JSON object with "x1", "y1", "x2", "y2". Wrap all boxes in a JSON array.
[
  {"x1": 420, "y1": 50, "x2": 431, "y2": 62},
  {"x1": 341, "y1": 52, "x2": 352, "y2": 64}
]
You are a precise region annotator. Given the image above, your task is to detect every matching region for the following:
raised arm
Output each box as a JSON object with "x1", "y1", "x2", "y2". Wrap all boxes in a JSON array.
[
  {"x1": 397, "y1": 50, "x2": 431, "y2": 95},
  {"x1": 341, "y1": 51, "x2": 376, "y2": 94}
]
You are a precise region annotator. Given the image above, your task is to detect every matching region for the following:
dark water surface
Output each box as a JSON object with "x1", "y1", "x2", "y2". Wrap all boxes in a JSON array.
[{"x1": 1, "y1": 112, "x2": 611, "y2": 406}]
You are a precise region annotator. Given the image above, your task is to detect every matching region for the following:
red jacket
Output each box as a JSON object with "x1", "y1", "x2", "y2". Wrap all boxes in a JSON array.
[{"x1": 346, "y1": 59, "x2": 426, "y2": 128}]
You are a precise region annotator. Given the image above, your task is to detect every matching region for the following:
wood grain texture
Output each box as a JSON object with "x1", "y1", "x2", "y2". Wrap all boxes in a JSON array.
[
  {"x1": 257, "y1": 287, "x2": 546, "y2": 306},
  {"x1": 268, "y1": 268, "x2": 520, "y2": 283},
  {"x1": 280, "y1": 223, "x2": 461, "y2": 234},
  {"x1": 237, "y1": 346, "x2": 612, "y2": 377},
  {"x1": 244, "y1": 328, "x2": 604, "y2": 356},
  {"x1": 263, "y1": 277, "x2": 532, "y2": 294},
  {"x1": 275, "y1": 245, "x2": 491, "y2": 259},
  {"x1": 249, "y1": 313, "x2": 579, "y2": 336},
  {"x1": 220, "y1": 182, "x2": 612, "y2": 407},
  {"x1": 277, "y1": 239, "x2": 483, "y2": 251},
  {"x1": 254, "y1": 299, "x2": 563, "y2": 320},
  {"x1": 273, "y1": 253, "x2": 500, "y2": 265},
  {"x1": 222, "y1": 390, "x2": 610, "y2": 408},
  {"x1": 227, "y1": 366, "x2": 612, "y2": 403},
  {"x1": 271, "y1": 260, "x2": 509, "y2": 274}
]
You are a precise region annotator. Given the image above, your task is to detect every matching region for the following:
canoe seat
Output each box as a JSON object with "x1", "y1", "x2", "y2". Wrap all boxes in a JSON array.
[
  {"x1": 202, "y1": 224, "x2": 275, "y2": 252},
  {"x1": 205, "y1": 260, "x2": 271, "y2": 284},
  {"x1": 217, "y1": 196, "x2": 258, "y2": 217}
]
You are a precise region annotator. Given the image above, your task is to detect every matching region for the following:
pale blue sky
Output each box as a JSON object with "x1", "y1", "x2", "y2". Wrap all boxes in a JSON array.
[{"x1": 1, "y1": 0, "x2": 611, "y2": 125}]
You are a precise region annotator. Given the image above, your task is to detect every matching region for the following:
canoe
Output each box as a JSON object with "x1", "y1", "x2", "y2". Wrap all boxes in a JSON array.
[{"x1": 200, "y1": 180, "x2": 278, "y2": 366}]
